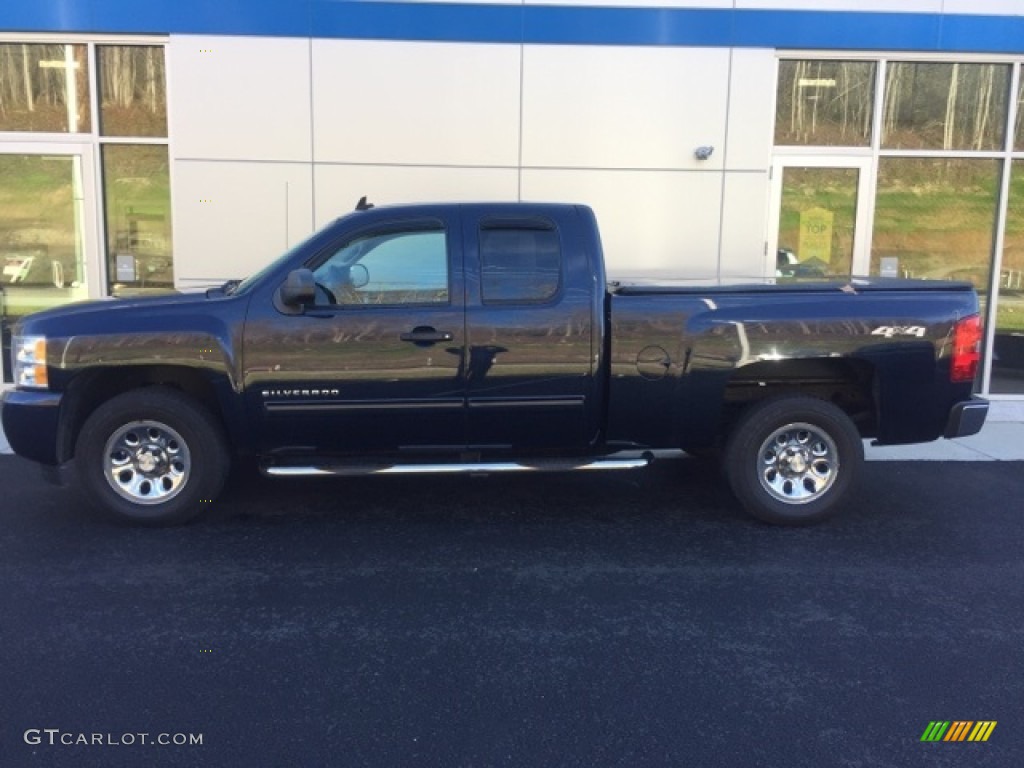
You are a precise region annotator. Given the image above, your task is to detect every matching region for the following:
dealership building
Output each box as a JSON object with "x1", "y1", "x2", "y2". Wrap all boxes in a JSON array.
[{"x1": 1, "y1": 0, "x2": 1023, "y2": 396}]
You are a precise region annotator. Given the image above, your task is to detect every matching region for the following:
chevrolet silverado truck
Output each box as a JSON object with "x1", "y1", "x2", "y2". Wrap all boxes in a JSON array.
[{"x1": 2, "y1": 201, "x2": 989, "y2": 526}]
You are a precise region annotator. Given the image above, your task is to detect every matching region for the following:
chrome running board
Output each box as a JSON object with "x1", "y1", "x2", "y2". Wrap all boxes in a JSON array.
[{"x1": 263, "y1": 455, "x2": 652, "y2": 477}]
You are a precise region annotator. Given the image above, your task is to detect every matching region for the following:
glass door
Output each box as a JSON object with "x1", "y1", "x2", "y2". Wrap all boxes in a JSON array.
[
  {"x1": 0, "y1": 144, "x2": 99, "y2": 383},
  {"x1": 767, "y1": 157, "x2": 873, "y2": 280}
]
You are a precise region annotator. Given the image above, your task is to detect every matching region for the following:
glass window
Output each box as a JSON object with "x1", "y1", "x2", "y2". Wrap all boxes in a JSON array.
[
  {"x1": 102, "y1": 145, "x2": 174, "y2": 294},
  {"x1": 990, "y1": 160, "x2": 1024, "y2": 394},
  {"x1": 871, "y1": 157, "x2": 999, "y2": 301},
  {"x1": 479, "y1": 224, "x2": 561, "y2": 304},
  {"x1": 98, "y1": 45, "x2": 168, "y2": 138},
  {"x1": 0, "y1": 44, "x2": 91, "y2": 132},
  {"x1": 0, "y1": 154, "x2": 91, "y2": 381},
  {"x1": 1015, "y1": 75, "x2": 1024, "y2": 151},
  {"x1": 776, "y1": 167, "x2": 860, "y2": 279},
  {"x1": 314, "y1": 228, "x2": 449, "y2": 306},
  {"x1": 882, "y1": 62, "x2": 1009, "y2": 151},
  {"x1": 775, "y1": 61, "x2": 876, "y2": 147}
]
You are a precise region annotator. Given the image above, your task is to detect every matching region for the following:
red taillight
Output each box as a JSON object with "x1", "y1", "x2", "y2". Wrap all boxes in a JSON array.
[{"x1": 950, "y1": 315, "x2": 982, "y2": 383}]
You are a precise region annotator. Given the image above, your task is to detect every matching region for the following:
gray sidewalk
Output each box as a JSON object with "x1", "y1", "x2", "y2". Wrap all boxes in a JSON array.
[
  {"x1": 864, "y1": 400, "x2": 1024, "y2": 461},
  {"x1": 1, "y1": 397, "x2": 1022, "y2": 460}
]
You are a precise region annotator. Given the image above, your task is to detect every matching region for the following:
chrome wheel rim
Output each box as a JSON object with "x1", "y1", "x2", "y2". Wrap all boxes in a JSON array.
[
  {"x1": 757, "y1": 422, "x2": 839, "y2": 505},
  {"x1": 103, "y1": 420, "x2": 190, "y2": 505}
]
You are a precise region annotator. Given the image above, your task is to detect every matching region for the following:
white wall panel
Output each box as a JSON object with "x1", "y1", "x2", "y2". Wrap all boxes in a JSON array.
[
  {"x1": 168, "y1": 36, "x2": 312, "y2": 163},
  {"x1": 736, "y1": 0, "x2": 941, "y2": 11},
  {"x1": 526, "y1": 0, "x2": 730, "y2": 6},
  {"x1": 312, "y1": 41, "x2": 521, "y2": 167},
  {"x1": 521, "y1": 46, "x2": 729, "y2": 171},
  {"x1": 394, "y1": 0, "x2": 526, "y2": 3},
  {"x1": 313, "y1": 164, "x2": 519, "y2": 228},
  {"x1": 521, "y1": 169, "x2": 722, "y2": 277},
  {"x1": 724, "y1": 48, "x2": 775, "y2": 171},
  {"x1": 719, "y1": 172, "x2": 770, "y2": 279},
  {"x1": 941, "y1": 0, "x2": 1024, "y2": 15},
  {"x1": 172, "y1": 161, "x2": 313, "y2": 286}
]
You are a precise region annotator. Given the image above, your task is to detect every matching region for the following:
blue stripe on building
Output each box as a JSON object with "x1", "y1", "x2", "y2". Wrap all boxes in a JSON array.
[{"x1": 2, "y1": 1, "x2": 1024, "y2": 53}]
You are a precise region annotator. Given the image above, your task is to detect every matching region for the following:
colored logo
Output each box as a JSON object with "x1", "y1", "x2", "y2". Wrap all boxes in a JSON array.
[{"x1": 921, "y1": 721, "x2": 996, "y2": 742}]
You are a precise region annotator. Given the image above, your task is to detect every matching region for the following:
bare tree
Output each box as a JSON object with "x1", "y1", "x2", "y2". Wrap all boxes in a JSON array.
[
  {"x1": 943, "y1": 63, "x2": 959, "y2": 150},
  {"x1": 971, "y1": 65, "x2": 995, "y2": 151},
  {"x1": 21, "y1": 44, "x2": 34, "y2": 112},
  {"x1": 789, "y1": 61, "x2": 806, "y2": 141},
  {"x1": 146, "y1": 47, "x2": 158, "y2": 113},
  {"x1": 883, "y1": 64, "x2": 904, "y2": 142}
]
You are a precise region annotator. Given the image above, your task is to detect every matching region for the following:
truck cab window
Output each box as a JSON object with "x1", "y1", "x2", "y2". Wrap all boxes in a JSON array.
[
  {"x1": 313, "y1": 227, "x2": 449, "y2": 306},
  {"x1": 479, "y1": 225, "x2": 561, "y2": 304}
]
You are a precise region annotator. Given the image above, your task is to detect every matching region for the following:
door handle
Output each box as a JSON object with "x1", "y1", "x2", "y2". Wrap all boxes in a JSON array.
[{"x1": 400, "y1": 327, "x2": 453, "y2": 345}]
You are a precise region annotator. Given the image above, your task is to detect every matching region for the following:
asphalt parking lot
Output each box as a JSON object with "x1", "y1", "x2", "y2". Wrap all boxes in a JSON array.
[{"x1": 1, "y1": 455, "x2": 1022, "y2": 768}]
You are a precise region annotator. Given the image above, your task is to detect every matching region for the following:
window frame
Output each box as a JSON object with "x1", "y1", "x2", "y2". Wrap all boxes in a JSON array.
[
  {"x1": 879, "y1": 60, "x2": 1011, "y2": 153},
  {"x1": 773, "y1": 52, "x2": 1024, "y2": 396},
  {"x1": 95, "y1": 43, "x2": 169, "y2": 139},
  {"x1": 477, "y1": 216, "x2": 564, "y2": 307},
  {"x1": 309, "y1": 218, "x2": 453, "y2": 309},
  {"x1": 774, "y1": 59, "x2": 878, "y2": 148}
]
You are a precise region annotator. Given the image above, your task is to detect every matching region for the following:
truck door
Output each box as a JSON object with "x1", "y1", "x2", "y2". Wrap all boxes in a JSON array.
[
  {"x1": 244, "y1": 214, "x2": 467, "y2": 454},
  {"x1": 462, "y1": 210, "x2": 597, "y2": 451}
]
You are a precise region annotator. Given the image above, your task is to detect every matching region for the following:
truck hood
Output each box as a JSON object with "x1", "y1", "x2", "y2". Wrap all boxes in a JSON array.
[{"x1": 13, "y1": 288, "x2": 240, "y2": 337}]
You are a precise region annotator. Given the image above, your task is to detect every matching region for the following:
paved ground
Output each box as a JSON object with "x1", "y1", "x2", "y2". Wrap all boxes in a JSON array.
[
  {"x1": 1, "y1": 454, "x2": 1022, "y2": 767},
  {"x1": 862, "y1": 400, "x2": 1024, "y2": 461}
]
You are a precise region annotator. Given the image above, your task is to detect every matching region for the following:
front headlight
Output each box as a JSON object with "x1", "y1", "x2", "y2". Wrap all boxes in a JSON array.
[{"x1": 13, "y1": 335, "x2": 48, "y2": 389}]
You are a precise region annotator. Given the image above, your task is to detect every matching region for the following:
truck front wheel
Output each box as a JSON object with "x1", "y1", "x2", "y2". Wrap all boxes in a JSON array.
[
  {"x1": 723, "y1": 396, "x2": 863, "y2": 525},
  {"x1": 74, "y1": 387, "x2": 229, "y2": 525}
]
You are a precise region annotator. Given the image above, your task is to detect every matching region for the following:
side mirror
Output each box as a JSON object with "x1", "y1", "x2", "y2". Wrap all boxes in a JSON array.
[
  {"x1": 350, "y1": 263, "x2": 369, "y2": 289},
  {"x1": 276, "y1": 268, "x2": 316, "y2": 314}
]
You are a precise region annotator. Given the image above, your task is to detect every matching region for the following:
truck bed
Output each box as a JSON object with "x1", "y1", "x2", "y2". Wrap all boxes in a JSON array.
[{"x1": 609, "y1": 277, "x2": 978, "y2": 296}]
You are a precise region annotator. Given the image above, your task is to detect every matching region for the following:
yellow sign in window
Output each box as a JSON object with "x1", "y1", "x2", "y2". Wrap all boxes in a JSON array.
[{"x1": 798, "y1": 207, "x2": 834, "y2": 265}]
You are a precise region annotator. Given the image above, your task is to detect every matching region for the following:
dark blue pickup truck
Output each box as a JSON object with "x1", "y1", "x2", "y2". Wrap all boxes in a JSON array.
[{"x1": 2, "y1": 201, "x2": 988, "y2": 526}]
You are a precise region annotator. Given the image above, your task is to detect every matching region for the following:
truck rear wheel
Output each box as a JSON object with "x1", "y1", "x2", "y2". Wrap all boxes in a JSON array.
[
  {"x1": 75, "y1": 387, "x2": 229, "y2": 525},
  {"x1": 724, "y1": 395, "x2": 863, "y2": 525}
]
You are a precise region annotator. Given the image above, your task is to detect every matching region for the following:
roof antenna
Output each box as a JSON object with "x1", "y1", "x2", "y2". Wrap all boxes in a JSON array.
[{"x1": 355, "y1": 196, "x2": 374, "y2": 211}]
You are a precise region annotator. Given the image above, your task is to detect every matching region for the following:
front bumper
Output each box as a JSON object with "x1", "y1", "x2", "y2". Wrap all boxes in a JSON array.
[
  {"x1": 944, "y1": 396, "x2": 989, "y2": 439},
  {"x1": 1, "y1": 388, "x2": 63, "y2": 465}
]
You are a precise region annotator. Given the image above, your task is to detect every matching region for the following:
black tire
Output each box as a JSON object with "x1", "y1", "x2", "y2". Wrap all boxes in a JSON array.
[
  {"x1": 723, "y1": 395, "x2": 863, "y2": 526},
  {"x1": 74, "y1": 387, "x2": 230, "y2": 526}
]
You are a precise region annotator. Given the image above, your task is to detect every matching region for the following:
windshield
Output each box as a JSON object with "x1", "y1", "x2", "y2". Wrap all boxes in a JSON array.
[{"x1": 231, "y1": 221, "x2": 341, "y2": 296}]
